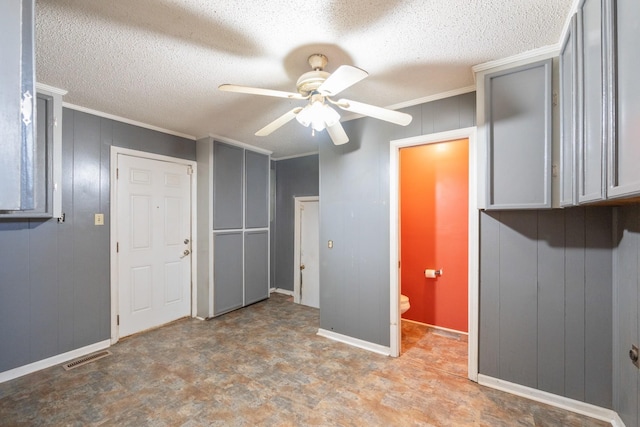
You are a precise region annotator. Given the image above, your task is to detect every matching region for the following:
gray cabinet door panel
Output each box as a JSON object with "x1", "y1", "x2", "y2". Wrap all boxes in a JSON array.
[
  {"x1": 213, "y1": 232, "x2": 244, "y2": 315},
  {"x1": 245, "y1": 151, "x2": 269, "y2": 228},
  {"x1": 609, "y1": 0, "x2": 640, "y2": 199},
  {"x1": 244, "y1": 230, "x2": 269, "y2": 305},
  {"x1": 485, "y1": 59, "x2": 553, "y2": 209},
  {"x1": 560, "y1": 15, "x2": 578, "y2": 206},
  {"x1": 213, "y1": 142, "x2": 243, "y2": 229},
  {"x1": 0, "y1": 0, "x2": 35, "y2": 211},
  {"x1": 578, "y1": 0, "x2": 606, "y2": 203}
]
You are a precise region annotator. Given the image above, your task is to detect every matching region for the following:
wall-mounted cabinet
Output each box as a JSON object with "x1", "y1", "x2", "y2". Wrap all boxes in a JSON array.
[
  {"x1": 559, "y1": 15, "x2": 578, "y2": 207},
  {"x1": 0, "y1": 0, "x2": 36, "y2": 212},
  {"x1": 560, "y1": 0, "x2": 640, "y2": 206},
  {"x1": 0, "y1": 93, "x2": 55, "y2": 218},
  {"x1": 482, "y1": 59, "x2": 553, "y2": 209},
  {"x1": 196, "y1": 138, "x2": 270, "y2": 318}
]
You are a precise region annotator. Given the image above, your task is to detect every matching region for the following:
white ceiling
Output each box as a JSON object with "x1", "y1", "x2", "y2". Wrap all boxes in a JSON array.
[{"x1": 36, "y1": 0, "x2": 573, "y2": 158}]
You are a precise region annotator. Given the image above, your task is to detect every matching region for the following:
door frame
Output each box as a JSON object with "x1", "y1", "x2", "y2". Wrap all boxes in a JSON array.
[
  {"x1": 389, "y1": 127, "x2": 479, "y2": 382},
  {"x1": 109, "y1": 146, "x2": 198, "y2": 344},
  {"x1": 293, "y1": 196, "x2": 319, "y2": 304}
]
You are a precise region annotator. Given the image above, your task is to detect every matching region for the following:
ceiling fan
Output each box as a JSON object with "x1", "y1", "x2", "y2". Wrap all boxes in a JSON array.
[{"x1": 219, "y1": 54, "x2": 413, "y2": 145}]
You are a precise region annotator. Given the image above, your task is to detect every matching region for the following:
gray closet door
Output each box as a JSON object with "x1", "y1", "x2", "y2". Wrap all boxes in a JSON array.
[
  {"x1": 244, "y1": 230, "x2": 269, "y2": 305},
  {"x1": 559, "y1": 15, "x2": 578, "y2": 207},
  {"x1": 245, "y1": 150, "x2": 269, "y2": 228},
  {"x1": 213, "y1": 142, "x2": 243, "y2": 230},
  {"x1": 578, "y1": 0, "x2": 605, "y2": 203},
  {"x1": 213, "y1": 232, "x2": 244, "y2": 315},
  {"x1": 485, "y1": 59, "x2": 553, "y2": 209},
  {"x1": 608, "y1": 0, "x2": 640, "y2": 199}
]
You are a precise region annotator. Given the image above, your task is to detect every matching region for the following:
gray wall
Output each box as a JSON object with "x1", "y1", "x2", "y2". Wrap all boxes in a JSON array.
[
  {"x1": 480, "y1": 207, "x2": 613, "y2": 408},
  {"x1": 318, "y1": 92, "x2": 476, "y2": 346},
  {"x1": 272, "y1": 154, "x2": 319, "y2": 291},
  {"x1": 0, "y1": 108, "x2": 195, "y2": 373},
  {"x1": 613, "y1": 204, "x2": 640, "y2": 426}
]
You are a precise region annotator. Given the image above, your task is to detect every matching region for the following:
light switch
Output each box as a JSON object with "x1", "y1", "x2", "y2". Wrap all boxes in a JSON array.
[{"x1": 95, "y1": 213, "x2": 104, "y2": 225}]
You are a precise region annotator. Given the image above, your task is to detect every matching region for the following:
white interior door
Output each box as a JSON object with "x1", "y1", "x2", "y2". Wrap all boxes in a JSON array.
[
  {"x1": 116, "y1": 154, "x2": 192, "y2": 337},
  {"x1": 300, "y1": 200, "x2": 320, "y2": 308}
]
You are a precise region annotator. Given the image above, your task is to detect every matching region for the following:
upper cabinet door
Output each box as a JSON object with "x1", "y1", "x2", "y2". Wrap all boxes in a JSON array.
[
  {"x1": 578, "y1": 0, "x2": 606, "y2": 204},
  {"x1": 245, "y1": 150, "x2": 269, "y2": 229},
  {"x1": 608, "y1": 0, "x2": 640, "y2": 199},
  {"x1": 0, "y1": 0, "x2": 35, "y2": 211},
  {"x1": 559, "y1": 15, "x2": 578, "y2": 207},
  {"x1": 485, "y1": 59, "x2": 553, "y2": 209},
  {"x1": 213, "y1": 142, "x2": 244, "y2": 230}
]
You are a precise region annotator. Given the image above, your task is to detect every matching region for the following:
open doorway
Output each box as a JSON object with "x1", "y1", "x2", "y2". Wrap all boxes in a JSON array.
[
  {"x1": 389, "y1": 127, "x2": 479, "y2": 382},
  {"x1": 293, "y1": 196, "x2": 320, "y2": 308}
]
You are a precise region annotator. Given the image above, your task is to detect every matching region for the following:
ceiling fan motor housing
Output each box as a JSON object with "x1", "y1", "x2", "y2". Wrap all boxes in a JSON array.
[{"x1": 296, "y1": 70, "x2": 329, "y2": 95}]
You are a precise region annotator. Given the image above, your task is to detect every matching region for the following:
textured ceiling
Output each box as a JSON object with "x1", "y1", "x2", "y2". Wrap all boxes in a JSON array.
[{"x1": 36, "y1": 0, "x2": 573, "y2": 158}]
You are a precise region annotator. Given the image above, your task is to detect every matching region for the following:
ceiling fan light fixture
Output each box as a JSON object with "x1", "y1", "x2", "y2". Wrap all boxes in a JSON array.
[{"x1": 296, "y1": 100, "x2": 340, "y2": 133}]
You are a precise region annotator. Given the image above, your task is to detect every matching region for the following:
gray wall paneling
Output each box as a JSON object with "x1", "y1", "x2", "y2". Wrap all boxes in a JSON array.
[
  {"x1": 213, "y1": 142, "x2": 243, "y2": 230},
  {"x1": 613, "y1": 204, "x2": 640, "y2": 426},
  {"x1": 273, "y1": 154, "x2": 319, "y2": 291},
  {"x1": 479, "y1": 207, "x2": 613, "y2": 408},
  {"x1": 0, "y1": 107, "x2": 195, "y2": 373},
  {"x1": 245, "y1": 151, "x2": 269, "y2": 229},
  {"x1": 244, "y1": 230, "x2": 269, "y2": 305},
  {"x1": 318, "y1": 92, "x2": 475, "y2": 347},
  {"x1": 213, "y1": 232, "x2": 244, "y2": 315}
]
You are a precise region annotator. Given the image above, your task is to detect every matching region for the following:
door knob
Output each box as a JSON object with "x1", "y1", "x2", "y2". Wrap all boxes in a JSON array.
[
  {"x1": 180, "y1": 249, "x2": 190, "y2": 259},
  {"x1": 300, "y1": 264, "x2": 305, "y2": 270}
]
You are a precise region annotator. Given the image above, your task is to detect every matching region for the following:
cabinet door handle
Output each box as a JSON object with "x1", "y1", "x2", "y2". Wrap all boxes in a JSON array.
[{"x1": 21, "y1": 91, "x2": 33, "y2": 126}]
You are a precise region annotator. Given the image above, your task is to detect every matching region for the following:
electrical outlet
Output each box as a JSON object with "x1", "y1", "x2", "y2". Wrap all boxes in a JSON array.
[{"x1": 94, "y1": 213, "x2": 104, "y2": 226}]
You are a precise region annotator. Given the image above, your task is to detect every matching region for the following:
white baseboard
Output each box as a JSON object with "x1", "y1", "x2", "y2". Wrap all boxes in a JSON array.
[
  {"x1": 401, "y1": 318, "x2": 469, "y2": 336},
  {"x1": 0, "y1": 340, "x2": 111, "y2": 384},
  {"x1": 271, "y1": 288, "x2": 294, "y2": 297},
  {"x1": 478, "y1": 374, "x2": 621, "y2": 426},
  {"x1": 317, "y1": 328, "x2": 391, "y2": 356}
]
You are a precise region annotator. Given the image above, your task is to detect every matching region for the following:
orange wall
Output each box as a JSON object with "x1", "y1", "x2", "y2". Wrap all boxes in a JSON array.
[{"x1": 399, "y1": 138, "x2": 468, "y2": 332}]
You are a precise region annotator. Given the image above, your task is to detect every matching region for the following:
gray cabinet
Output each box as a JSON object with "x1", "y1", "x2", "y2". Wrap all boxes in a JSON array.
[
  {"x1": 213, "y1": 142, "x2": 243, "y2": 229},
  {"x1": 559, "y1": 16, "x2": 578, "y2": 207},
  {"x1": 0, "y1": 93, "x2": 54, "y2": 218},
  {"x1": 0, "y1": 0, "x2": 36, "y2": 211},
  {"x1": 484, "y1": 59, "x2": 553, "y2": 209},
  {"x1": 196, "y1": 138, "x2": 270, "y2": 318},
  {"x1": 607, "y1": 0, "x2": 640, "y2": 200},
  {"x1": 244, "y1": 230, "x2": 269, "y2": 305},
  {"x1": 245, "y1": 150, "x2": 269, "y2": 229},
  {"x1": 578, "y1": 0, "x2": 606, "y2": 203},
  {"x1": 560, "y1": 0, "x2": 640, "y2": 205}
]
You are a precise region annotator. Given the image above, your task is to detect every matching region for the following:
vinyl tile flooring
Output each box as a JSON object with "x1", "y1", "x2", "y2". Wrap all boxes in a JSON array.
[{"x1": 0, "y1": 293, "x2": 609, "y2": 426}]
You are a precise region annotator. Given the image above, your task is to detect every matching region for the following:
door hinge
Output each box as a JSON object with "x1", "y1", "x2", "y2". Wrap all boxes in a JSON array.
[
  {"x1": 552, "y1": 91, "x2": 558, "y2": 107},
  {"x1": 187, "y1": 165, "x2": 193, "y2": 175},
  {"x1": 117, "y1": 315, "x2": 120, "y2": 326},
  {"x1": 116, "y1": 242, "x2": 119, "y2": 253},
  {"x1": 116, "y1": 168, "x2": 119, "y2": 179}
]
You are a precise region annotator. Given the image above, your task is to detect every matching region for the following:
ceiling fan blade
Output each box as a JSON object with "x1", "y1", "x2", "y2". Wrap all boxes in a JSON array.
[
  {"x1": 335, "y1": 98, "x2": 413, "y2": 126},
  {"x1": 219, "y1": 84, "x2": 306, "y2": 100},
  {"x1": 255, "y1": 107, "x2": 303, "y2": 136},
  {"x1": 326, "y1": 121, "x2": 349, "y2": 145},
  {"x1": 317, "y1": 65, "x2": 368, "y2": 96}
]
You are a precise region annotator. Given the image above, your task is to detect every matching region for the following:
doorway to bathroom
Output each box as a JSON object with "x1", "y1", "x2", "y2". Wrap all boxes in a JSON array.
[
  {"x1": 293, "y1": 196, "x2": 320, "y2": 308},
  {"x1": 389, "y1": 127, "x2": 479, "y2": 382}
]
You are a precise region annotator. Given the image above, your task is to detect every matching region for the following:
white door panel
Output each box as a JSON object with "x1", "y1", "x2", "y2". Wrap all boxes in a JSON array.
[
  {"x1": 117, "y1": 154, "x2": 191, "y2": 337},
  {"x1": 300, "y1": 200, "x2": 320, "y2": 308}
]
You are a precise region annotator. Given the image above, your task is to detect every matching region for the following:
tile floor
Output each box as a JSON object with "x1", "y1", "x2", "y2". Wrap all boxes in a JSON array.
[{"x1": 0, "y1": 293, "x2": 609, "y2": 426}]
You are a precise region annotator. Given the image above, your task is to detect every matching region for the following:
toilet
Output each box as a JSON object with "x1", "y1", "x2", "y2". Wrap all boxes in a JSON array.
[{"x1": 400, "y1": 294, "x2": 410, "y2": 314}]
